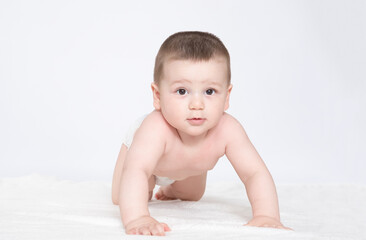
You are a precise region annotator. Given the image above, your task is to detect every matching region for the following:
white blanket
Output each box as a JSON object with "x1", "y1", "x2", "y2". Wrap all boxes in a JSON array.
[{"x1": 1, "y1": 174, "x2": 365, "y2": 239}]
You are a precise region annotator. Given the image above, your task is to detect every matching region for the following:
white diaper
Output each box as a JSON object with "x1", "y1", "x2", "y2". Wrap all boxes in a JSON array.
[
  {"x1": 154, "y1": 176, "x2": 176, "y2": 186},
  {"x1": 122, "y1": 114, "x2": 176, "y2": 186},
  {"x1": 122, "y1": 114, "x2": 147, "y2": 149}
]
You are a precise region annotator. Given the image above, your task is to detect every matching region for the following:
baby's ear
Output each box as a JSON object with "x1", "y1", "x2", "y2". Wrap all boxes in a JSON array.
[
  {"x1": 151, "y1": 83, "x2": 161, "y2": 110},
  {"x1": 224, "y1": 84, "x2": 233, "y2": 111}
]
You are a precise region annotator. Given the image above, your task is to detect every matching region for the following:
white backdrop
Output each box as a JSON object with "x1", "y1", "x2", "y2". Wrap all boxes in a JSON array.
[{"x1": 1, "y1": 0, "x2": 365, "y2": 184}]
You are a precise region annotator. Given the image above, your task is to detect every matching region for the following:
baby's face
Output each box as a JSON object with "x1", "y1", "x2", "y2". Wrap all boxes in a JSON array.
[{"x1": 152, "y1": 57, "x2": 232, "y2": 137}]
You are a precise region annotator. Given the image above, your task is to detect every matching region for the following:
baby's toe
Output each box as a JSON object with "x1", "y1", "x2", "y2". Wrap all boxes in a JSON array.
[{"x1": 155, "y1": 189, "x2": 163, "y2": 200}]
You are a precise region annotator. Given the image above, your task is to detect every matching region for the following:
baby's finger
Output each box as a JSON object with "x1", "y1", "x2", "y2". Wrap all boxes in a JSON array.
[
  {"x1": 139, "y1": 227, "x2": 151, "y2": 236},
  {"x1": 149, "y1": 224, "x2": 165, "y2": 236},
  {"x1": 126, "y1": 228, "x2": 137, "y2": 235},
  {"x1": 150, "y1": 225, "x2": 165, "y2": 236},
  {"x1": 161, "y1": 222, "x2": 171, "y2": 232},
  {"x1": 156, "y1": 224, "x2": 166, "y2": 234},
  {"x1": 277, "y1": 225, "x2": 293, "y2": 231},
  {"x1": 244, "y1": 222, "x2": 256, "y2": 227}
]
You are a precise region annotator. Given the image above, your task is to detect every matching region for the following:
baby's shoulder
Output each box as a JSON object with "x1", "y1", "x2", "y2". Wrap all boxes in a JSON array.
[
  {"x1": 129, "y1": 111, "x2": 171, "y2": 148},
  {"x1": 220, "y1": 113, "x2": 243, "y2": 128},
  {"x1": 139, "y1": 110, "x2": 171, "y2": 134},
  {"x1": 218, "y1": 113, "x2": 246, "y2": 136}
]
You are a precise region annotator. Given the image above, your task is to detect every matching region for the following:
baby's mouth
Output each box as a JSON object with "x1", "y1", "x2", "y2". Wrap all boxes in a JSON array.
[{"x1": 187, "y1": 118, "x2": 206, "y2": 126}]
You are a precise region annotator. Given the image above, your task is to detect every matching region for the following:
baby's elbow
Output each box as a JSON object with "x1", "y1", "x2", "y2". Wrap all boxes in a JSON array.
[
  {"x1": 112, "y1": 194, "x2": 119, "y2": 205},
  {"x1": 112, "y1": 188, "x2": 120, "y2": 205}
]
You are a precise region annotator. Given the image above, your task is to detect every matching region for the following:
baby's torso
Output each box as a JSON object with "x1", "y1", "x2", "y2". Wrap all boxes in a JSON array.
[{"x1": 152, "y1": 114, "x2": 229, "y2": 181}]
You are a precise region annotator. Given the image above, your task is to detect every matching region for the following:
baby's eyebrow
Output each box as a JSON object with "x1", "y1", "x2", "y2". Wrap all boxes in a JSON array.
[
  {"x1": 171, "y1": 79, "x2": 192, "y2": 85},
  {"x1": 205, "y1": 81, "x2": 222, "y2": 87},
  {"x1": 200, "y1": 80, "x2": 224, "y2": 88},
  {"x1": 171, "y1": 79, "x2": 222, "y2": 87}
]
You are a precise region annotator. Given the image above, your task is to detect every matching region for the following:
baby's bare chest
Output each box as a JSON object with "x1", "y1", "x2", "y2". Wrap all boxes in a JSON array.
[{"x1": 153, "y1": 138, "x2": 226, "y2": 180}]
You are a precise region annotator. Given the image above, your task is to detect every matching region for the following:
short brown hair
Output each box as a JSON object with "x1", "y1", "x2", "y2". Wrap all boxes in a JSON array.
[{"x1": 153, "y1": 31, "x2": 231, "y2": 85}]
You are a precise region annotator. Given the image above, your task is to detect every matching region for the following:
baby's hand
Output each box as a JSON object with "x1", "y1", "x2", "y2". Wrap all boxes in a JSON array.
[
  {"x1": 244, "y1": 216, "x2": 292, "y2": 230},
  {"x1": 125, "y1": 215, "x2": 171, "y2": 236}
]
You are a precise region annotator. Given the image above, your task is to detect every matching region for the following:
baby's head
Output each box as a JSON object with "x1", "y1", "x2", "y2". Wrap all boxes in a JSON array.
[
  {"x1": 153, "y1": 31, "x2": 231, "y2": 86},
  {"x1": 152, "y1": 31, "x2": 233, "y2": 137}
]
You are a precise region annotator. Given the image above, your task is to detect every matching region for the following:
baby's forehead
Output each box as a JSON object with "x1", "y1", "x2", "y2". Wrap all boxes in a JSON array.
[
  {"x1": 163, "y1": 57, "x2": 228, "y2": 74},
  {"x1": 162, "y1": 58, "x2": 229, "y2": 85}
]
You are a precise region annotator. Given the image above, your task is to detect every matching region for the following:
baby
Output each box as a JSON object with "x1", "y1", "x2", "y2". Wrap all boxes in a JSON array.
[{"x1": 112, "y1": 31, "x2": 290, "y2": 236}]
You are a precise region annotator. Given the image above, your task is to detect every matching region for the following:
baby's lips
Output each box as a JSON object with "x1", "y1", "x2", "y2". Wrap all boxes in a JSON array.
[
  {"x1": 188, "y1": 117, "x2": 205, "y2": 120},
  {"x1": 187, "y1": 118, "x2": 206, "y2": 126}
]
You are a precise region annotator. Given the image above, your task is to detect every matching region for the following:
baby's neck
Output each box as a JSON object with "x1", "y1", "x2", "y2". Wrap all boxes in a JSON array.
[{"x1": 176, "y1": 129, "x2": 209, "y2": 147}]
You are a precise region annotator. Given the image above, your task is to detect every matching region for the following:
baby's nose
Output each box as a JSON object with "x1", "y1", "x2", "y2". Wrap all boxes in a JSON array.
[{"x1": 189, "y1": 94, "x2": 204, "y2": 110}]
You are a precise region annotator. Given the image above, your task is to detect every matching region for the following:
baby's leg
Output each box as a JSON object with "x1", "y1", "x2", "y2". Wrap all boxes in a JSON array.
[{"x1": 155, "y1": 172, "x2": 207, "y2": 201}]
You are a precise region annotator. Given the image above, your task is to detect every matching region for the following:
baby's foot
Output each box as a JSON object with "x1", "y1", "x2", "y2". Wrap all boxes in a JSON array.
[{"x1": 155, "y1": 186, "x2": 177, "y2": 201}]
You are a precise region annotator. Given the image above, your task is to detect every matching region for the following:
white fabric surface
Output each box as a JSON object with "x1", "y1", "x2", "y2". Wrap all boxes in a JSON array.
[{"x1": 1, "y1": 174, "x2": 365, "y2": 240}]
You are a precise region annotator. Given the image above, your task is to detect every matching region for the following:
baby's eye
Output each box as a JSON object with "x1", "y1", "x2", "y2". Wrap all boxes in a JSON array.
[
  {"x1": 205, "y1": 89, "x2": 215, "y2": 95},
  {"x1": 177, "y1": 88, "x2": 187, "y2": 95}
]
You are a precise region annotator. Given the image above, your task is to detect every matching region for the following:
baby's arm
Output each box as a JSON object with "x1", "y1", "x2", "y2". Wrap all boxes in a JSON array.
[
  {"x1": 118, "y1": 113, "x2": 170, "y2": 236},
  {"x1": 224, "y1": 116, "x2": 290, "y2": 229}
]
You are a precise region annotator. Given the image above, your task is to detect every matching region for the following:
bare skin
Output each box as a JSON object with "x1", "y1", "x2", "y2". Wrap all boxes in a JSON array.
[
  {"x1": 112, "y1": 58, "x2": 290, "y2": 236},
  {"x1": 112, "y1": 111, "x2": 223, "y2": 235},
  {"x1": 112, "y1": 112, "x2": 289, "y2": 235}
]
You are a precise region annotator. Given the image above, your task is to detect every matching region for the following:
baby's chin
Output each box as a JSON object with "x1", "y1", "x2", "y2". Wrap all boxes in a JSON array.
[{"x1": 177, "y1": 125, "x2": 212, "y2": 137}]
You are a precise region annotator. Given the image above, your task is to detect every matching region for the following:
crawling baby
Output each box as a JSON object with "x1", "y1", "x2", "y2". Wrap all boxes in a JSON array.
[{"x1": 112, "y1": 31, "x2": 290, "y2": 236}]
